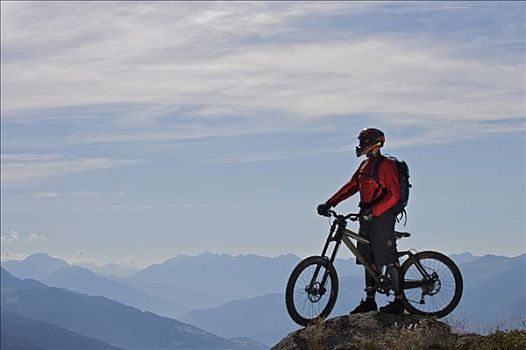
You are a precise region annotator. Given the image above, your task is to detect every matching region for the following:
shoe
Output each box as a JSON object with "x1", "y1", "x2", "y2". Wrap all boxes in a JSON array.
[
  {"x1": 349, "y1": 298, "x2": 378, "y2": 314},
  {"x1": 379, "y1": 299, "x2": 404, "y2": 314}
]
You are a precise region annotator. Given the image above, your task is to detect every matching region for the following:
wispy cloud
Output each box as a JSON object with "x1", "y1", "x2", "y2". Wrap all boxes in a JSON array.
[
  {"x1": 75, "y1": 250, "x2": 85, "y2": 259},
  {"x1": 1, "y1": 154, "x2": 142, "y2": 185},
  {"x1": 0, "y1": 230, "x2": 47, "y2": 261},
  {"x1": 8, "y1": 230, "x2": 19, "y2": 242},
  {"x1": 32, "y1": 191, "x2": 99, "y2": 199},
  {"x1": 27, "y1": 233, "x2": 46, "y2": 242},
  {"x1": 1, "y1": 2, "x2": 524, "y2": 150},
  {"x1": 0, "y1": 229, "x2": 45, "y2": 243}
]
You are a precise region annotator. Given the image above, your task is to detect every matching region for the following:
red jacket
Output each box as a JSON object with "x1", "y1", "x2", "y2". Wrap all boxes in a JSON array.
[{"x1": 327, "y1": 156, "x2": 400, "y2": 217}]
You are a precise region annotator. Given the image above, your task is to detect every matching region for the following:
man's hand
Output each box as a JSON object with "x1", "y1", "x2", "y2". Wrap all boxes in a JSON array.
[
  {"x1": 317, "y1": 203, "x2": 332, "y2": 217},
  {"x1": 360, "y1": 208, "x2": 374, "y2": 222}
]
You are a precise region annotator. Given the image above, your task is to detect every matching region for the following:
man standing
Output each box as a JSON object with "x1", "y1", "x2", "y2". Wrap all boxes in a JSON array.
[{"x1": 317, "y1": 128, "x2": 404, "y2": 314}]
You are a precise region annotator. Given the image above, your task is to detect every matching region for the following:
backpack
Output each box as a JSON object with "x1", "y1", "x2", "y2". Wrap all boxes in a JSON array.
[{"x1": 371, "y1": 155, "x2": 412, "y2": 223}]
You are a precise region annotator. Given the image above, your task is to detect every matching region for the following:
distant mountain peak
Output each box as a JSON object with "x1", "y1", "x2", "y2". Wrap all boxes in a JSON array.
[
  {"x1": 451, "y1": 252, "x2": 477, "y2": 258},
  {"x1": 73, "y1": 261, "x2": 140, "y2": 277},
  {"x1": 27, "y1": 252, "x2": 53, "y2": 258},
  {"x1": 25, "y1": 252, "x2": 69, "y2": 266},
  {"x1": 449, "y1": 252, "x2": 480, "y2": 264}
]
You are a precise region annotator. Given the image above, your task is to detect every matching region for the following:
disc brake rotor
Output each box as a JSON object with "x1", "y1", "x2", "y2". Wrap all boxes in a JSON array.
[{"x1": 305, "y1": 282, "x2": 324, "y2": 302}]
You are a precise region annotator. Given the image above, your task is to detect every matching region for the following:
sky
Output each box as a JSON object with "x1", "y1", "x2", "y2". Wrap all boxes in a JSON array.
[{"x1": 1, "y1": 1, "x2": 525, "y2": 267}]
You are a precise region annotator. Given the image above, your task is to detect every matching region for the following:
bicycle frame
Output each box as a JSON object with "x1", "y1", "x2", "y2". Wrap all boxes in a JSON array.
[{"x1": 310, "y1": 214, "x2": 435, "y2": 295}]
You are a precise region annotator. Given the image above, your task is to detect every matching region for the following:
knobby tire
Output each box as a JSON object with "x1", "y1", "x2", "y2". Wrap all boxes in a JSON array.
[
  {"x1": 285, "y1": 256, "x2": 339, "y2": 327},
  {"x1": 402, "y1": 250, "x2": 463, "y2": 318}
]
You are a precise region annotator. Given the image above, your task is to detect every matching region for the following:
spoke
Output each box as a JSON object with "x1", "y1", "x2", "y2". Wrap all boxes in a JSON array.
[
  {"x1": 431, "y1": 292, "x2": 437, "y2": 311},
  {"x1": 437, "y1": 289, "x2": 454, "y2": 296},
  {"x1": 317, "y1": 297, "x2": 322, "y2": 316},
  {"x1": 300, "y1": 295, "x2": 308, "y2": 313},
  {"x1": 440, "y1": 282, "x2": 456, "y2": 288},
  {"x1": 438, "y1": 291, "x2": 449, "y2": 307},
  {"x1": 405, "y1": 289, "x2": 418, "y2": 297}
]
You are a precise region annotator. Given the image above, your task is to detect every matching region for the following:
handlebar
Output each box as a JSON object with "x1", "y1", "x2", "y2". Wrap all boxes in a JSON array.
[
  {"x1": 324, "y1": 209, "x2": 411, "y2": 239},
  {"x1": 328, "y1": 210, "x2": 361, "y2": 221}
]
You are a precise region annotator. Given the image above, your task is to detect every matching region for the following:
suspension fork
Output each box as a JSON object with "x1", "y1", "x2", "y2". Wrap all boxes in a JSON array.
[{"x1": 309, "y1": 221, "x2": 342, "y2": 291}]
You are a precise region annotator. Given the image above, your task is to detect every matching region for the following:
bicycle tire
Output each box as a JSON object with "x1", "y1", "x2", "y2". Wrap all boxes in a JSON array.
[
  {"x1": 285, "y1": 256, "x2": 338, "y2": 326},
  {"x1": 401, "y1": 251, "x2": 463, "y2": 318}
]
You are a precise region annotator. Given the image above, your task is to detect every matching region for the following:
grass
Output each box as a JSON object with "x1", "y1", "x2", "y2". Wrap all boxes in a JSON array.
[
  {"x1": 378, "y1": 329, "x2": 526, "y2": 350},
  {"x1": 456, "y1": 330, "x2": 526, "y2": 350},
  {"x1": 289, "y1": 313, "x2": 526, "y2": 350}
]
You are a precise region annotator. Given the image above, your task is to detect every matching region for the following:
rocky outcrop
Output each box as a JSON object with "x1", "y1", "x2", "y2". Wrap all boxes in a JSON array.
[
  {"x1": 272, "y1": 312, "x2": 453, "y2": 350},
  {"x1": 271, "y1": 312, "x2": 526, "y2": 350}
]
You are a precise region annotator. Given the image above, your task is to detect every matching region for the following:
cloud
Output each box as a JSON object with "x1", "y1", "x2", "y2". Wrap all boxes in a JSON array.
[
  {"x1": 0, "y1": 231, "x2": 47, "y2": 262},
  {"x1": 1, "y1": 154, "x2": 142, "y2": 185},
  {"x1": 1, "y1": 230, "x2": 46, "y2": 245},
  {"x1": 9, "y1": 230, "x2": 19, "y2": 241},
  {"x1": 0, "y1": 249, "x2": 27, "y2": 261},
  {"x1": 33, "y1": 191, "x2": 99, "y2": 199},
  {"x1": 1, "y1": 1, "x2": 523, "y2": 151},
  {"x1": 33, "y1": 192, "x2": 60, "y2": 198},
  {"x1": 117, "y1": 258, "x2": 138, "y2": 267},
  {"x1": 27, "y1": 233, "x2": 46, "y2": 242}
]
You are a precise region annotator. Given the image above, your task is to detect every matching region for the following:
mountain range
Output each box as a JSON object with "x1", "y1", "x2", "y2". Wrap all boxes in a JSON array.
[
  {"x1": 2, "y1": 251, "x2": 524, "y2": 348},
  {"x1": 74, "y1": 261, "x2": 140, "y2": 277},
  {"x1": 0, "y1": 267, "x2": 266, "y2": 350},
  {"x1": 123, "y1": 252, "x2": 366, "y2": 310},
  {"x1": 1, "y1": 309, "x2": 122, "y2": 350},
  {"x1": 2, "y1": 253, "x2": 186, "y2": 318},
  {"x1": 164, "y1": 252, "x2": 526, "y2": 345}
]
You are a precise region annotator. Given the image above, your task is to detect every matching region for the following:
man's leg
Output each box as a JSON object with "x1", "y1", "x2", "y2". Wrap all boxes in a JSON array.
[
  {"x1": 349, "y1": 268, "x2": 378, "y2": 314},
  {"x1": 365, "y1": 267, "x2": 377, "y2": 300},
  {"x1": 379, "y1": 261, "x2": 405, "y2": 313},
  {"x1": 387, "y1": 261, "x2": 403, "y2": 299},
  {"x1": 367, "y1": 208, "x2": 404, "y2": 313},
  {"x1": 349, "y1": 224, "x2": 378, "y2": 314}
]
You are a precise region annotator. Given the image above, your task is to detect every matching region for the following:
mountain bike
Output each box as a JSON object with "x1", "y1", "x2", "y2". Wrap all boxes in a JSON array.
[{"x1": 285, "y1": 210, "x2": 463, "y2": 326}]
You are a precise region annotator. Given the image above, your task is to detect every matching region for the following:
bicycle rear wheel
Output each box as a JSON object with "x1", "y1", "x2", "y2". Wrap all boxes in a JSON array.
[
  {"x1": 402, "y1": 251, "x2": 463, "y2": 318},
  {"x1": 285, "y1": 256, "x2": 338, "y2": 326}
]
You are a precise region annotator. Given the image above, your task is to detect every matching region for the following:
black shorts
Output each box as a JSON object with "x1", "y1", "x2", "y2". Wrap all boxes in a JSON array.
[{"x1": 356, "y1": 208, "x2": 398, "y2": 266}]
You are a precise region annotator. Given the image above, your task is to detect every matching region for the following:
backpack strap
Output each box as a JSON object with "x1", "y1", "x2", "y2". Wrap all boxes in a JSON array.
[
  {"x1": 370, "y1": 155, "x2": 408, "y2": 225},
  {"x1": 359, "y1": 156, "x2": 386, "y2": 209},
  {"x1": 370, "y1": 155, "x2": 385, "y2": 189}
]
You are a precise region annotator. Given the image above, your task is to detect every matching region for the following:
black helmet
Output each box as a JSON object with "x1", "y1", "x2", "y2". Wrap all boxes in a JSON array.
[{"x1": 356, "y1": 128, "x2": 385, "y2": 157}]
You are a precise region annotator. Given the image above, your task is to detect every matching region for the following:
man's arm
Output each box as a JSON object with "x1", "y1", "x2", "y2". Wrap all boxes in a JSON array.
[
  {"x1": 326, "y1": 169, "x2": 360, "y2": 207},
  {"x1": 371, "y1": 160, "x2": 400, "y2": 216}
]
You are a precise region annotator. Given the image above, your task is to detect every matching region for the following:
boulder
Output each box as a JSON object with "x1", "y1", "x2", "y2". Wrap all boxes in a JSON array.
[{"x1": 272, "y1": 312, "x2": 455, "y2": 350}]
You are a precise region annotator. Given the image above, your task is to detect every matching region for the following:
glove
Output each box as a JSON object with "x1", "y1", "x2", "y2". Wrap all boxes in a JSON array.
[
  {"x1": 360, "y1": 208, "x2": 374, "y2": 222},
  {"x1": 317, "y1": 203, "x2": 332, "y2": 217}
]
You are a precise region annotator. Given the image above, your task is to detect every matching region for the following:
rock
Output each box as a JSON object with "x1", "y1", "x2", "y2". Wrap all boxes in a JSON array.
[{"x1": 271, "y1": 312, "x2": 455, "y2": 350}]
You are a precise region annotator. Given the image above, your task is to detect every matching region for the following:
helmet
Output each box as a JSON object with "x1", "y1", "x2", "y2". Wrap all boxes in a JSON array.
[{"x1": 355, "y1": 128, "x2": 385, "y2": 157}]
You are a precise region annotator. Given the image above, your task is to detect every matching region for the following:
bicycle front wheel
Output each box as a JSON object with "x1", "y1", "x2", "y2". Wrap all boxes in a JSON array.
[
  {"x1": 285, "y1": 256, "x2": 338, "y2": 326},
  {"x1": 402, "y1": 251, "x2": 463, "y2": 318}
]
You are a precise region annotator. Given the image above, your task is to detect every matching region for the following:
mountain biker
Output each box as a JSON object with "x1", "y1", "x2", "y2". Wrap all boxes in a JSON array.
[{"x1": 317, "y1": 128, "x2": 404, "y2": 314}]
